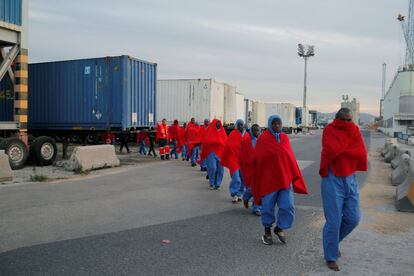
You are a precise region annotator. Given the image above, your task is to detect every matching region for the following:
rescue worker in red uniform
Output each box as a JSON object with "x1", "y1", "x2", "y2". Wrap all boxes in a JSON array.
[{"x1": 156, "y1": 118, "x2": 170, "y2": 160}]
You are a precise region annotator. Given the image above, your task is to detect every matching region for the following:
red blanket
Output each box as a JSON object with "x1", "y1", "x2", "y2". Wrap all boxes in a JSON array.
[
  {"x1": 239, "y1": 136, "x2": 255, "y2": 188},
  {"x1": 253, "y1": 130, "x2": 308, "y2": 205},
  {"x1": 186, "y1": 123, "x2": 200, "y2": 155},
  {"x1": 177, "y1": 127, "x2": 186, "y2": 149},
  {"x1": 169, "y1": 123, "x2": 180, "y2": 141},
  {"x1": 319, "y1": 119, "x2": 368, "y2": 177},
  {"x1": 201, "y1": 119, "x2": 227, "y2": 160},
  {"x1": 221, "y1": 129, "x2": 250, "y2": 175}
]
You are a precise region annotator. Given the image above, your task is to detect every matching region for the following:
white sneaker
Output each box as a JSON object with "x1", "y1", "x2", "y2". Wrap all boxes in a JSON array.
[{"x1": 232, "y1": 196, "x2": 238, "y2": 203}]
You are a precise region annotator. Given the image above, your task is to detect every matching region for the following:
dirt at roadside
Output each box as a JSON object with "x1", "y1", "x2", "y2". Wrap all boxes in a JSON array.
[{"x1": 2, "y1": 144, "x2": 163, "y2": 185}]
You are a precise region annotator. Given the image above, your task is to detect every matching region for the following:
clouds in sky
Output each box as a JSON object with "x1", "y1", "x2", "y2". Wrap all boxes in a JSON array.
[{"x1": 28, "y1": 0, "x2": 410, "y2": 115}]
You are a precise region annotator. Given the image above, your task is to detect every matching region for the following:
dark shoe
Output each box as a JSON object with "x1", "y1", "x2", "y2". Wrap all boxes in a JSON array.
[
  {"x1": 161, "y1": 156, "x2": 165, "y2": 160},
  {"x1": 191, "y1": 163, "x2": 196, "y2": 167},
  {"x1": 166, "y1": 155, "x2": 170, "y2": 160},
  {"x1": 243, "y1": 200, "x2": 249, "y2": 209},
  {"x1": 326, "y1": 261, "x2": 340, "y2": 272},
  {"x1": 254, "y1": 210, "x2": 261, "y2": 216},
  {"x1": 262, "y1": 228, "x2": 273, "y2": 245},
  {"x1": 274, "y1": 227, "x2": 286, "y2": 244},
  {"x1": 237, "y1": 197, "x2": 242, "y2": 202},
  {"x1": 210, "y1": 186, "x2": 215, "y2": 190},
  {"x1": 206, "y1": 174, "x2": 209, "y2": 180}
]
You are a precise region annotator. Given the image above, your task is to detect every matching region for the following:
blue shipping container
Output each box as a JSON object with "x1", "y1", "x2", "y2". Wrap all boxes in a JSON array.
[
  {"x1": 0, "y1": 0, "x2": 22, "y2": 26},
  {"x1": 29, "y1": 55, "x2": 157, "y2": 130},
  {"x1": 0, "y1": 75, "x2": 14, "y2": 121}
]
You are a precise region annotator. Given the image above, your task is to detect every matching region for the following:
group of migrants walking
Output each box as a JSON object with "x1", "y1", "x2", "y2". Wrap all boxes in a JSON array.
[{"x1": 135, "y1": 107, "x2": 367, "y2": 272}]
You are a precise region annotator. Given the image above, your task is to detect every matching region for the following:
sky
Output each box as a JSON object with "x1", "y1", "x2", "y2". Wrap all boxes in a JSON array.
[{"x1": 28, "y1": 0, "x2": 410, "y2": 115}]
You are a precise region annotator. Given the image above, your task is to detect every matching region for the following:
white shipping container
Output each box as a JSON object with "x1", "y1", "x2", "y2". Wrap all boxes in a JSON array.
[
  {"x1": 265, "y1": 103, "x2": 296, "y2": 128},
  {"x1": 252, "y1": 101, "x2": 267, "y2": 127},
  {"x1": 235, "y1": 93, "x2": 245, "y2": 123},
  {"x1": 223, "y1": 84, "x2": 237, "y2": 125},
  {"x1": 157, "y1": 79, "x2": 225, "y2": 123}
]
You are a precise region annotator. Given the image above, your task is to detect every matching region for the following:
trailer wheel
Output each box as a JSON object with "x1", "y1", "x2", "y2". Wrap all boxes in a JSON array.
[
  {"x1": 0, "y1": 138, "x2": 28, "y2": 170},
  {"x1": 31, "y1": 136, "x2": 57, "y2": 166}
]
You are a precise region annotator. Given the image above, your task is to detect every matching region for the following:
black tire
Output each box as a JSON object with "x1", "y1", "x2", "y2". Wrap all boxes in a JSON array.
[
  {"x1": 0, "y1": 138, "x2": 28, "y2": 170},
  {"x1": 30, "y1": 136, "x2": 57, "y2": 166}
]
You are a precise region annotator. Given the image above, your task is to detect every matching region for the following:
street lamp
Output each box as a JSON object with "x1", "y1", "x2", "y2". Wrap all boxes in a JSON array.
[{"x1": 298, "y1": 44, "x2": 315, "y2": 109}]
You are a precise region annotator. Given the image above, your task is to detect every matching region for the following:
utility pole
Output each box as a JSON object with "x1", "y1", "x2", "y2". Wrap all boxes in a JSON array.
[{"x1": 380, "y1": 63, "x2": 386, "y2": 118}]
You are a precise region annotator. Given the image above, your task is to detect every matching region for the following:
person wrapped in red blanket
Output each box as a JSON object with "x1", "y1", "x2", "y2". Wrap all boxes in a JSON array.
[
  {"x1": 198, "y1": 119, "x2": 210, "y2": 171},
  {"x1": 169, "y1": 120, "x2": 180, "y2": 159},
  {"x1": 253, "y1": 115, "x2": 308, "y2": 246},
  {"x1": 178, "y1": 122, "x2": 187, "y2": 160},
  {"x1": 137, "y1": 130, "x2": 148, "y2": 155},
  {"x1": 319, "y1": 108, "x2": 367, "y2": 272},
  {"x1": 239, "y1": 124, "x2": 262, "y2": 216},
  {"x1": 201, "y1": 119, "x2": 227, "y2": 190},
  {"x1": 186, "y1": 118, "x2": 200, "y2": 167},
  {"x1": 222, "y1": 119, "x2": 250, "y2": 203}
]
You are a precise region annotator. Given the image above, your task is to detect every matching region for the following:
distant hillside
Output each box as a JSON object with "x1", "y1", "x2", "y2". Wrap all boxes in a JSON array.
[{"x1": 317, "y1": 112, "x2": 376, "y2": 125}]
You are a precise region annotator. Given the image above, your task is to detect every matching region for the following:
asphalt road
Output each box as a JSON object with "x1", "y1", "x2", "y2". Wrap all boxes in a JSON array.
[{"x1": 0, "y1": 131, "x2": 370, "y2": 275}]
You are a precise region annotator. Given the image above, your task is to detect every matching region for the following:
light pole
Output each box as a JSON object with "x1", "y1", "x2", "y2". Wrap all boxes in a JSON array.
[{"x1": 298, "y1": 44, "x2": 315, "y2": 109}]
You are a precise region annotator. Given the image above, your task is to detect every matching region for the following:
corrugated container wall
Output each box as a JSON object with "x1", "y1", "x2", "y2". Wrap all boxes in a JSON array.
[
  {"x1": 266, "y1": 103, "x2": 296, "y2": 128},
  {"x1": 28, "y1": 55, "x2": 157, "y2": 130},
  {"x1": 223, "y1": 84, "x2": 237, "y2": 125},
  {"x1": 0, "y1": 0, "x2": 22, "y2": 25},
  {"x1": 157, "y1": 79, "x2": 225, "y2": 123},
  {"x1": 0, "y1": 75, "x2": 13, "y2": 121},
  {"x1": 252, "y1": 101, "x2": 266, "y2": 127},
  {"x1": 235, "y1": 93, "x2": 245, "y2": 122}
]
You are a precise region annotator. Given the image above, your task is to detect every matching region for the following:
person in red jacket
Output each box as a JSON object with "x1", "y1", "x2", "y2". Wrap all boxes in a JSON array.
[
  {"x1": 201, "y1": 119, "x2": 227, "y2": 190},
  {"x1": 169, "y1": 120, "x2": 180, "y2": 159},
  {"x1": 239, "y1": 124, "x2": 262, "y2": 216},
  {"x1": 319, "y1": 108, "x2": 367, "y2": 272},
  {"x1": 253, "y1": 115, "x2": 308, "y2": 246},
  {"x1": 222, "y1": 119, "x2": 250, "y2": 203},
  {"x1": 156, "y1": 118, "x2": 170, "y2": 160}
]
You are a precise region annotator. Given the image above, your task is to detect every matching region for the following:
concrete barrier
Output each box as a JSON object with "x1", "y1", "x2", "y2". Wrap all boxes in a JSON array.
[
  {"x1": 381, "y1": 138, "x2": 397, "y2": 157},
  {"x1": 384, "y1": 144, "x2": 398, "y2": 163},
  {"x1": 0, "y1": 150, "x2": 13, "y2": 182},
  {"x1": 396, "y1": 157, "x2": 414, "y2": 212},
  {"x1": 391, "y1": 154, "x2": 411, "y2": 186},
  {"x1": 391, "y1": 148, "x2": 412, "y2": 169},
  {"x1": 64, "y1": 145, "x2": 120, "y2": 172}
]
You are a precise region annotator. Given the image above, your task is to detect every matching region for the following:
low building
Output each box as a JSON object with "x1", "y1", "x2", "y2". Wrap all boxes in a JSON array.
[{"x1": 380, "y1": 65, "x2": 414, "y2": 137}]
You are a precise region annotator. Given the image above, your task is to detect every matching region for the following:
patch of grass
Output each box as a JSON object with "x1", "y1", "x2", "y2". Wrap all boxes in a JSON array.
[{"x1": 30, "y1": 175, "x2": 49, "y2": 182}]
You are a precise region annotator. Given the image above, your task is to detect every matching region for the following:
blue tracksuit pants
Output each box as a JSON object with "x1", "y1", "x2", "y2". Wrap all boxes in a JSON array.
[
  {"x1": 181, "y1": 145, "x2": 187, "y2": 159},
  {"x1": 207, "y1": 152, "x2": 224, "y2": 188},
  {"x1": 261, "y1": 186, "x2": 295, "y2": 229},
  {"x1": 170, "y1": 140, "x2": 178, "y2": 159},
  {"x1": 200, "y1": 158, "x2": 208, "y2": 171},
  {"x1": 243, "y1": 187, "x2": 261, "y2": 213},
  {"x1": 138, "y1": 140, "x2": 147, "y2": 155},
  {"x1": 321, "y1": 171, "x2": 360, "y2": 262},
  {"x1": 229, "y1": 170, "x2": 245, "y2": 197},
  {"x1": 191, "y1": 145, "x2": 200, "y2": 165}
]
